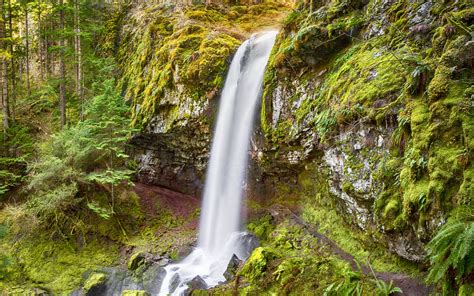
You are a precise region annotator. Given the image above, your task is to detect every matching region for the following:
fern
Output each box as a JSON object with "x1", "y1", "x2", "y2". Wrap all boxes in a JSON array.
[{"x1": 427, "y1": 206, "x2": 474, "y2": 286}]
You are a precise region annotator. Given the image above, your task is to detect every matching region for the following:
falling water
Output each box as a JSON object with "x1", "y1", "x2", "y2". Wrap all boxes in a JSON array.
[{"x1": 159, "y1": 31, "x2": 278, "y2": 295}]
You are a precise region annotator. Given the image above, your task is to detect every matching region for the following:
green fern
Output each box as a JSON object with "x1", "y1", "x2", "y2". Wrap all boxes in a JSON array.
[
  {"x1": 427, "y1": 206, "x2": 474, "y2": 286},
  {"x1": 371, "y1": 279, "x2": 403, "y2": 296}
]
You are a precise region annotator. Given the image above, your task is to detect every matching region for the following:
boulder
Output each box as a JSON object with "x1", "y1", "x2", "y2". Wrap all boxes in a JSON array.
[
  {"x1": 169, "y1": 273, "x2": 181, "y2": 294},
  {"x1": 224, "y1": 254, "x2": 242, "y2": 281},
  {"x1": 239, "y1": 233, "x2": 260, "y2": 259},
  {"x1": 83, "y1": 272, "x2": 107, "y2": 296},
  {"x1": 185, "y1": 276, "x2": 207, "y2": 294},
  {"x1": 128, "y1": 252, "x2": 146, "y2": 271}
]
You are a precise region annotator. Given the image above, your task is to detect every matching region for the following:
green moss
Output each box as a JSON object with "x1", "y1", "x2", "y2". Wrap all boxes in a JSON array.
[
  {"x1": 459, "y1": 167, "x2": 473, "y2": 205},
  {"x1": 247, "y1": 215, "x2": 275, "y2": 240},
  {"x1": 383, "y1": 199, "x2": 400, "y2": 220},
  {"x1": 428, "y1": 65, "x2": 451, "y2": 101},
  {"x1": 0, "y1": 235, "x2": 118, "y2": 294},
  {"x1": 128, "y1": 251, "x2": 146, "y2": 271},
  {"x1": 301, "y1": 204, "x2": 419, "y2": 275},
  {"x1": 241, "y1": 247, "x2": 278, "y2": 283},
  {"x1": 119, "y1": 3, "x2": 290, "y2": 127},
  {"x1": 84, "y1": 272, "x2": 107, "y2": 291}
]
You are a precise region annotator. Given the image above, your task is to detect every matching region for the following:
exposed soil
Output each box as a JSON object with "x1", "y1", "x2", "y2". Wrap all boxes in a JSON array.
[
  {"x1": 133, "y1": 182, "x2": 202, "y2": 231},
  {"x1": 134, "y1": 182, "x2": 200, "y2": 218}
]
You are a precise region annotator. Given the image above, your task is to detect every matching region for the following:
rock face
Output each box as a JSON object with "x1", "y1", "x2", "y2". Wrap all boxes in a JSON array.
[
  {"x1": 127, "y1": 0, "x2": 473, "y2": 263},
  {"x1": 130, "y1": 120, "x2": 212, "y2": 196},
  {"x1": 255, "y1": 0, "x2": 473, "y2": 262}
]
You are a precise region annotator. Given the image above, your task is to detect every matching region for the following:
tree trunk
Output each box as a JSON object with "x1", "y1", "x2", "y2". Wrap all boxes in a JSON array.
[
  {"x1": 25, "y1": 6, "x2": 31, "y2": 96},
  {"x1": 59, "y1": 0, "x2": 66, "y2": 128},
  {"x1": 37, "y1": 0, "x2": 44, "y2": 80},
  {"x1": 7, "y1": 0, "x2": 15, "y2": 124},
  {"x1": 74, "y1": 0, "x2": 83, "y2": 118},
  {"x1": 0, "y1": 0, "x2": 10, "y2": 130}
]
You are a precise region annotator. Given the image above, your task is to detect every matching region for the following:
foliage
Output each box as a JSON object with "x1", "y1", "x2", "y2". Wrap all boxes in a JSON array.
[
  {"x1": 20, "y1": 79, "x2": 135, "y2": 235},
  {"x1": 324, "y1": 269, "x2": 364, "y2": 296},
  {"x1": 427, "y1": 206, "x2": 474, "y2": 290},
  {"x1": 0, "y1": 125, "x2": 33, "y2": 199}
]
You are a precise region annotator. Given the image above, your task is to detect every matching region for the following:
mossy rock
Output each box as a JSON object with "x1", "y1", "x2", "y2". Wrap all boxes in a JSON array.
[
  {"x1": 121, "y1": 290, "x2": 150, "y2": 296},
  {"x1": 83, "y1": 272, "x2": 107, "y2": 293},
  {"x1": 241, "y1": 247, "x2": 279, "y2": 283},
  {"x1": 128, "y1": 251, "x2": 146, "y2": 271}
]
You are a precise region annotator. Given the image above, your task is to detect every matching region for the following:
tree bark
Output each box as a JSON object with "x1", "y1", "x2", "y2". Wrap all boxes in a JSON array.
[
  {"x1": 0, "y1": 0, "x2": 10, "y2": 130},
  {"x1": 25, "y1": 6, "x2": 31, "y2": 96},
  {"x1": 74, "y1": 0, "x2": 83, "y2": 118},
  {"x1": 7, "y1": 0, "x2": 15, "y2": 124},
  {"x1": 37, "y1": 0, "x2": 44, "y2": 80},
  {"x1": 59, "y1": 0, "x2": 66, "y2": 128}
]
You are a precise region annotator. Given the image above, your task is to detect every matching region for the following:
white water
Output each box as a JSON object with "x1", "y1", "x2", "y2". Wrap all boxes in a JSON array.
[{"x1": 158, "y1": 31, "x2": 278, "y2": 295}]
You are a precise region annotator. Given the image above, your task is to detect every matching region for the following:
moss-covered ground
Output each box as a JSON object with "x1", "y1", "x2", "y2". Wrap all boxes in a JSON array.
[{"x1": 0, "y1": 185, "x2": 199, "y2": 294}]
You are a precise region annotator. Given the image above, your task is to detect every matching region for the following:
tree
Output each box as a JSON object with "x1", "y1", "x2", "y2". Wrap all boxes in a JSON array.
[
  {"x1": 74, "y1": 0, "x2": 82, "y2": 117},
  {"x1": 58, "y1": 0, "x2": 66, "y2": 128},
  {"x1": 6, "y1": 0, "x2": 15, "y2": 123},
  {"x1": 24, "y1": 0, "x2": 31, "y2": 95},
  {"x1": 25, "y1": 79, "x2": 135, "y2": 234},
  {"x1": 0, "y1": 0, "x2": 9, "y2": 130}
]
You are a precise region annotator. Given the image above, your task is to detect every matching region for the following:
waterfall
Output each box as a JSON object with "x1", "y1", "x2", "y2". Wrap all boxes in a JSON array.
[{"x1": 159, "y1": 31, "x2": 278, "y2": 295}]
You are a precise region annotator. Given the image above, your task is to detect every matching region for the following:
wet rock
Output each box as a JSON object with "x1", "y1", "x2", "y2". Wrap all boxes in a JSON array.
[
  {"x1": 121, "y1": 275, "x2": 144, "y2": 291},
  {"x1": 121, "y1": 290, "x2": 150, "y2": 296},
  {"x1": 142, "y1": 265, "x2": 167, "y2": 295},
  {"x1": 224, "y1": 254, "x2": 242, "y2": 281},
  {"x1": 386, "y1": 229, "x2": 426, "y2": 262},
  {"x1": 97, "y1": 268, "x2": 128, "y2": 295},
  {"x1": 239, "y1": 233, "x2": 260, "y2": 259},
  {"x1": 130, "y1": 120, "x2": 212, "y2": 196},
  {"x1": 169, "y1": 273, "x2": 181, "y2": 294},
  {"x1": 185, "y1": 276, "x2": 207, "y2": 293}
]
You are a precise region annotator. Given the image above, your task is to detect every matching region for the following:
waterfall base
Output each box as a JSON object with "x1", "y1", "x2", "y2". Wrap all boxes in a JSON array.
[{"x1": 159, "y1": 232, "x2": 258, "y2": 295}]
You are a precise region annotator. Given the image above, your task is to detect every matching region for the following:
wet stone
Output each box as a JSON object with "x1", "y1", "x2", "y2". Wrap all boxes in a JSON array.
[
  {"x1": 185, "y1": 275, "x2": 207, "y2": 294},
  {"x1": 224, "y1": 254, "x2": 242, "y2": 281}
]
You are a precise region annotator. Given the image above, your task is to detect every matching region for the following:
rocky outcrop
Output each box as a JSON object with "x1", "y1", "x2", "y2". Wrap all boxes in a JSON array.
[
  {"x1": 130, "y1": 118, "x2": 212, "y2": 196},
  {"x1": 255, "y1": 0, "x2": 473, "y2": 262},
  {"x1": 127, "y1": 0, "x2": 473, "y2": 263}
]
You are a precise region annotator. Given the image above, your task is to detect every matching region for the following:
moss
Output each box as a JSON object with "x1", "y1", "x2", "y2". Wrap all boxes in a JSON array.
[
  {"x1": 383, "y1": 199, "x2": 400, "y2": 220},
  {"x1": 241, "y1": 247, "x2": 279, "y2": 283},
  {"x1": 459, "y1": 167, "x2": 473, "y2": 205},
  {"x1": 247, "y1": 214, "x2": 275, "y2": 240},
  {"x1": 427, "y1": 65, "x2": 451, "y2": 101},
  {"x1": 83, "y1": 272, "x2": 107, "y2": 291},
  {"x1": 301, "y1": 204, "x2": 419, "y2": 275},
  {"x1": 128, "y1": 251, "x2": 146, "y2": 271},
  {"x1": 0, "y1": 234, "x2": 118, "y2": 294},
  {"x1": 119, "y1": 3, "x2": 291, "y2": 127}
]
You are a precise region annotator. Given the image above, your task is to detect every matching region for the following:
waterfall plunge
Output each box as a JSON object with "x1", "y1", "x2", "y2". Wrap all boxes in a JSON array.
[{"x1": 159, "y1": 31, "x2": 278, "y2": 295}]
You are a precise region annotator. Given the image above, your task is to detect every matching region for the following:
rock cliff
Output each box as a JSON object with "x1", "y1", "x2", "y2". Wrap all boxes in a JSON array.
[{"x1": 124, "y1": 0, "x2": 473, "y2": 262}]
